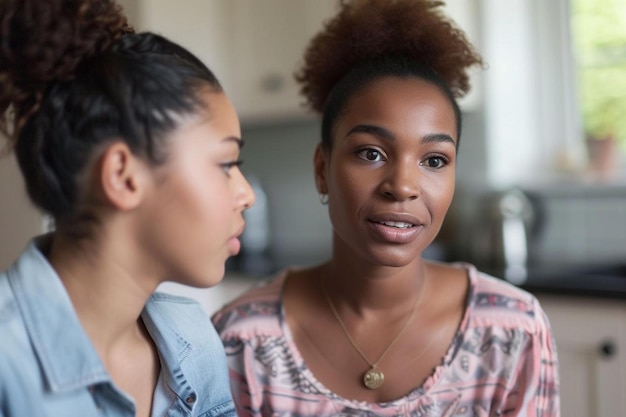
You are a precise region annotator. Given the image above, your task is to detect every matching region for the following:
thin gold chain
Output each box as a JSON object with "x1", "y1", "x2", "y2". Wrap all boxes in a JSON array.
[{"x1": 322, "y1": 282, "x2": 423, "y2": 369}]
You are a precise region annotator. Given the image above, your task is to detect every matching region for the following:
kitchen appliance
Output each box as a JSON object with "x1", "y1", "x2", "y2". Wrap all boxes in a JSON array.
[
  {"x1": 468, "y1": 184, "x2": 626, "y2": 294},
  {"x1": 471, "y1": 188, "x2": 540, "y2": 284}
]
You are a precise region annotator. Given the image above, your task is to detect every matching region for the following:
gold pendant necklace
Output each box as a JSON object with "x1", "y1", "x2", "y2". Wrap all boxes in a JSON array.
[{"x1": 323, "y1": 284, "x2": 421, "y2": 390}]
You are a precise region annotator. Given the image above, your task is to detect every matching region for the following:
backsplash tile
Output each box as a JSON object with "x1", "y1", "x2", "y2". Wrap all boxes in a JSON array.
[{"x1": 531, "y1": 187, "x2": 626, "y2": 267}]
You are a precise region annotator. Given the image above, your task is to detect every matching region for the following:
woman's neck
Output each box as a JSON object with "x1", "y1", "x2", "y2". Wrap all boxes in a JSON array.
[
  {"x1": 47, "y1": 230, "x2": 157, "y2": 358},
  {"x1": 322, "y1": 254, "x2": 428, "y2": 316}
]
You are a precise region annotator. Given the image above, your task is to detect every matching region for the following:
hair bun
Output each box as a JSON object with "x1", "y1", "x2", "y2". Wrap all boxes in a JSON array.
[
  {"x1": 296, "y1": 0, "x2": 484, "y2": 114},
  {"x1": 1, "y1": 0, "x2": 134, "y2": 137}
]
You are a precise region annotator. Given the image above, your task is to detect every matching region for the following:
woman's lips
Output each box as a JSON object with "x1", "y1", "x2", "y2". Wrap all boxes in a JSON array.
[
  {"x1": 228, "y1": 237, "x2": 241, "y2": 255},
  {"x1": 366, "y1": 220, "x2": 423, "y2": 243},
  {"x1": 228, "y1": 223, "x2": 245, "y2": 255}
]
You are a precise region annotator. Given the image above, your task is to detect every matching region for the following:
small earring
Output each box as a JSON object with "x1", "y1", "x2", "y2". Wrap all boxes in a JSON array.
[{"x1": 319, "y1": 193, "x2": 329, "y2": 205}]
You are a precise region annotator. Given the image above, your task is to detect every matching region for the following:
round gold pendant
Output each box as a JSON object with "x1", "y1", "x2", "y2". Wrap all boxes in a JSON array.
[{"x1": 363, "y1": 368, "x2": 384, "y2": 389}]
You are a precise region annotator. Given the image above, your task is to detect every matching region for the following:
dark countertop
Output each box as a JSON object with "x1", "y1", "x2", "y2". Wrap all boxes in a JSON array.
[
  {"x1": 227, "y1": 263, "x2": 626, "y2": 301},
  {"x1": 487, "y1": 265, "x2": 626, "y2": 300}
]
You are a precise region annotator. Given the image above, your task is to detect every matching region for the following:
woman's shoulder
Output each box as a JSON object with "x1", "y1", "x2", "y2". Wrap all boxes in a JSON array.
[
  {"x1": 456, "y1": 263, "x2": 548, "y2": 334},
  {"x1": 147, "y1": 292, "x2": 211, "y2": 326},
  {"x1": 468, "y1": 266, "x2": 538, "y2": 311},
  {"x1": 211, "y1": 271, "x2": 288, "y2": 341},
  {"x1": 144, "y1": 292, "x2": 225, "y2": 349}
]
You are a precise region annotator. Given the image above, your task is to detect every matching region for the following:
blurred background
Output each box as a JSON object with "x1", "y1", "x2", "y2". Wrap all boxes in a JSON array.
[
  {"x1": 117, "y1": 0, "x2": 626, "y2": 276},
  {"x1": 1, "y1": 1, "x2": 625, "y2": 415},
  {"x1": 3, "y1": 0, "x2": 626, "y2": 276}
]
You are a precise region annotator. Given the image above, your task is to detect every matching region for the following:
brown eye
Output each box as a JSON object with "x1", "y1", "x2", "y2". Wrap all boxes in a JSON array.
[
  {"x1": 422, "y1": 156, "x2": 447, "y2": 169},
  {"x1": 357, "y1": 148, "x2": 385, "y2": 162}
]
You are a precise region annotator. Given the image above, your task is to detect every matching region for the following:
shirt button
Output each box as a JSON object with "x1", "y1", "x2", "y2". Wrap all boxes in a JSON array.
[{"x1": 185, "y1": 394, "x2": 196, "y2": 404}]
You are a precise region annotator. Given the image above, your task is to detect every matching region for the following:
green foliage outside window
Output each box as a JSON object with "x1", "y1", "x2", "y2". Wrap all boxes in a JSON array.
[{"x1": 571, "y1": 0, "x2": 626, "y2": 146}]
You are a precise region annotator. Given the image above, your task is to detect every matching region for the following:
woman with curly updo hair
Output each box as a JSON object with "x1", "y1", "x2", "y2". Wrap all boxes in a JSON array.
[
  {"x1": 213, "y1": 1, "x2": 560, "y2": 416},
  {"x1": 0, "y1": 0, "x2": 254, "y2": 415}
]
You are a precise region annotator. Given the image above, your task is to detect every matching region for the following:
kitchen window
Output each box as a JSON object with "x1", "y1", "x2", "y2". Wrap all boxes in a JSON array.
[
  {"x1": 481, "y1": 0, "x2": 626, "y2": 187},
  {"x1": 571, "y1": 0, "x2": 626, "y2": 180}
]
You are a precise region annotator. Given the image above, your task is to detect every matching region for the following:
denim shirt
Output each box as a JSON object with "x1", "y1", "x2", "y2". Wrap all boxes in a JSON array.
[{"x1": 0, "y1": 236, "x2": 235, "y2": 417}]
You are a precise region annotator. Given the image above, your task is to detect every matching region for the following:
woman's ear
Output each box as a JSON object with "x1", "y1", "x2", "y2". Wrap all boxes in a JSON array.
[
  {"x1": 314, "y1": 143, "x2": 329, "y2": 194},
  {"x1": 98, "y1": 142, "x2": 150, "y2": 211}
]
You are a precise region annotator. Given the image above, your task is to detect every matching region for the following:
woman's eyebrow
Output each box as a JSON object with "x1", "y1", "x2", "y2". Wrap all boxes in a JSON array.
[
  {"x1": 222, "y1": 136, "x2": 244, "y2": 149},
  {"x1": 347, "y1": 125, "x2": 456, "y2": 145},
  {"x1": 346, "y1": 124, "x2": 395, "y2": 141},
  {"x1": 422, "y1": 133, "x2": 456, "y2": 145}
]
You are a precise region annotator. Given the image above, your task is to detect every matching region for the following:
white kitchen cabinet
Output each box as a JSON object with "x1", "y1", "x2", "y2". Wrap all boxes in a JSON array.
[
  {"x1": 121, "y1": 0, "x2": 233, "y2": 90},
  {"x1": 119, "y1": 0, "x2": 482, "y2": 125},
  {"x1": 226, "y1": 0, "x2": 337, "y2": 124},
  {"x1": 228, "y1": 0, "x2": 482, "y2": 122},
  {"x1": 124, "y1": 0, "x2": 336, "y2": 125},
  {"x1": 537, "y1": 295, "x2": 626, "y2": 417}
]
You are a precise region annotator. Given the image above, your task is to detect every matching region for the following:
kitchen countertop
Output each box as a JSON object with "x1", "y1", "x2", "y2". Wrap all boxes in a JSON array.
[
  {"x1": 157, "y1": 275, "x2": 260, "y2": 316},
  {"x1": 222, "y1": 266, "x2": 626, "y2": 301},
  {"x1": 521, "y1": 274, "x2": 626, "y2": 300},
  {"x1": 157, "y1": 265, "x2": 626, "y2": 315},
  {"x1": 486, "y1": 265, "x2": 626, "y2": 300},
  {"x1": 156, "y1": 270, "x2": 626, "y2": 322}
]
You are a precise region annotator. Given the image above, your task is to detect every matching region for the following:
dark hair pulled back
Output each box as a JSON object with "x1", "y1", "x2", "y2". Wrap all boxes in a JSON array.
[
  {"x1": 295, "y1": 0, "x2": 484, "y2": 150},
  {"x1": 0, "y1": 0, "x2": 222, "y2": 224}
]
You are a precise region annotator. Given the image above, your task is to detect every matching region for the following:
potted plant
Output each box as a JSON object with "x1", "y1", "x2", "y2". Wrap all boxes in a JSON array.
[{"x1": 572, "y1": 0, "x2": 625, "y2": 178}]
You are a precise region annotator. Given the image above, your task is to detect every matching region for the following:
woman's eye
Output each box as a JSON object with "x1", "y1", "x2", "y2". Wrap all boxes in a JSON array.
[
  {"x1": 221, "y1": 160, "x2": 243, "y2": 174},
  {"x1": 421, "y1": 156, "x2": 447, "y2": 169},
  {"x1": 357, "y1": 148, "x2": 385, "y2": 162}
]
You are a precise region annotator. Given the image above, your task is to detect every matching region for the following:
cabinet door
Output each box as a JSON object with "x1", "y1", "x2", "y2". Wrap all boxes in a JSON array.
[
  {"x1": 130, "y1": 0, "x2": 232, "y2": 89},
  {"x1": 125, "y1": 0, "x2": 481, "y2": 123},
  {"x1": 227, "y1": 0, "x2": 481, "y2": 123},
  {"x1": 227, "y1": 0, "x2": 336, "y2": 124},
  {"x1": 538, "y1": 295, "x2": 625, "y2": 417}
]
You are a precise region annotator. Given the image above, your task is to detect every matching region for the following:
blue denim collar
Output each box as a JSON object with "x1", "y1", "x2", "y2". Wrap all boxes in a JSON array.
[
  {"x1": 8, "y1": 236, "x2": 110, "y2": 393},
  {"x1": 8, "y1": 236, "x2": 197, "y2": 407},
  {"x1": 142, "y1": 294, "x2": 198, "y2": 411}
]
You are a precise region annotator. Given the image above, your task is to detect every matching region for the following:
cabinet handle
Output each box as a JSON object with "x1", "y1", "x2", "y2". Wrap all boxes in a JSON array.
[{"x1": 599, "y1": 340, "x2": 617, "y2": 358}]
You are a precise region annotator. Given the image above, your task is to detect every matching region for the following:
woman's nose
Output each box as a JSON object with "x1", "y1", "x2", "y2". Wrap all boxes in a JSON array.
[
  {"x1": 237, "y1": 171, "x2": 256, "y2": 211},
  {"x1": 379, "y1": 160, "x2": 421, "y2": 201}
]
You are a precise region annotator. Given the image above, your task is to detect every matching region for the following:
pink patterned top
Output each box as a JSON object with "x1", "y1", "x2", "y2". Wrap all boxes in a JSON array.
[{"x1": 211, "y1": 265, "x2": 560, "y2": 417}]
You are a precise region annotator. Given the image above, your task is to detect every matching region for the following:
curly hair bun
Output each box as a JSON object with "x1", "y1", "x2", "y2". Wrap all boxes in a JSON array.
[
  {"x1": 0, "y1": 0, "x2": 134, "y2": 138},
  {"x1": 296, "y1": 0, "x2": 484, "y2": 114}
]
